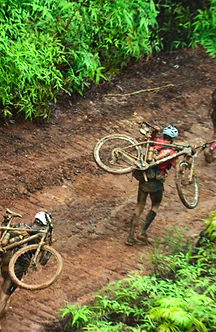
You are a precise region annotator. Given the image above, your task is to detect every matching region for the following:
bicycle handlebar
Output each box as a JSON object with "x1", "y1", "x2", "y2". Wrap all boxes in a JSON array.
[{"x1": 195, "y1": 140, "x2": 215, "y2": 149}]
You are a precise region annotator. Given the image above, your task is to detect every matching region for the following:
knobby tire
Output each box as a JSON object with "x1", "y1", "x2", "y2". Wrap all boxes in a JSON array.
[
  {"x1": 175, "y1": 160, "x2": 199, "y2": 209},
  {"x1": 8, "y1": 244, "x2": 63, "y2": 291},
  {"x1": 94, "y1": 134, "x2": 141, "y2": 174}
]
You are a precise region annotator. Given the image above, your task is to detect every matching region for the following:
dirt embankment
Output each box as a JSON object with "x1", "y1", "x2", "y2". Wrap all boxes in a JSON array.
[{"x1": 0, "y1": 47, "x2": 215, "y2": 331}]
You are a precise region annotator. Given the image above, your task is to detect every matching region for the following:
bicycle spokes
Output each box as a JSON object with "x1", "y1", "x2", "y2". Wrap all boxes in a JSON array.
[{"x1": 12, "y1": 246, "x2": 61, "y2": 289}]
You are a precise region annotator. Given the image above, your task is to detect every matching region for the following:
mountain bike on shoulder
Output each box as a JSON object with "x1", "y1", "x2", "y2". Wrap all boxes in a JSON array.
[{"x1": 94, "y1": 122, "x2": 213, "y2": 209}]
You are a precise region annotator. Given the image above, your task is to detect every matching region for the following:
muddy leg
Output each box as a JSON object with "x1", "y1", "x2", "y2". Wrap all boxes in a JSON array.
[
  {"x1": 204, "y1": 142, "x2": 216, "y2": 163},
  {"x1": 137, "y1": 189, "x2": 163, "y2": 244},
  {"x1": 0, "y1": 278, "x2": 12, "y2": 318},
  {"x1": 126, "y1": 185, "x2": 148, "y2": 245},
  {"x1": 0, "y1": 253, "x2": 17, "y2": 318},
  {"x1": 205, "y1": 90, "x2": 216, "y2": 163}
]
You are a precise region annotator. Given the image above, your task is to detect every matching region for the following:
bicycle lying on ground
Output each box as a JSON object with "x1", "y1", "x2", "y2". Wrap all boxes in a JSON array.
[
  {"x1": 94, "y1": 123, "x2": 213, "y2": 209},
  {"x1": 0, "y1": 209, "x2": 63, "y2": 291}
]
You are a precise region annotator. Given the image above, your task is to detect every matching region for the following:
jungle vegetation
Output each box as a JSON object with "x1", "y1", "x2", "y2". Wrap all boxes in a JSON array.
[{"x1": 0, "y1": 0, "x2": 215, "y2": 120}]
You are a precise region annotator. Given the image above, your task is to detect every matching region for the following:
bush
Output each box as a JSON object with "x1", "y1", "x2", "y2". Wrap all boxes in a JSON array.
[
  {"x1": 0, "y1": 0, "x2": 159, "y2": 120},
  {"x1": 0, "y1": 0, "x2": 215, "y2": 120},
  {"x1": 192, "y1": 0, "x2": 216, "y2": 56}
]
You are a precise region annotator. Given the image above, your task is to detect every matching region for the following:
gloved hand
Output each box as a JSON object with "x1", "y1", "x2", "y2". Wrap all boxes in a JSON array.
[
  {"x1": 152, "y1": 125, "x2": 160, "y2": 132},
  {"x1": 144, "y1": 121, "x2": 160, "y2": 132}
]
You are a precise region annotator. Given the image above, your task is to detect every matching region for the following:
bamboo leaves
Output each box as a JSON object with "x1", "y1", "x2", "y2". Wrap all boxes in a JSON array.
[
  {"x1": 1, "y1": 0, "x2": 213, "y2": 120},
  {"x1": 0, "y1": 0, "x2": 160, "y2": 119},
  {"x1": 192, "y1": 0, "x2": 216, "y2": 56}
]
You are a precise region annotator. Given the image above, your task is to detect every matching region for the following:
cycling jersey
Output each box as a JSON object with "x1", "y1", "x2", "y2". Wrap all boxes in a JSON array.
[{"x1": 154, "y1": 138, "x2": 177, "y2": 174}]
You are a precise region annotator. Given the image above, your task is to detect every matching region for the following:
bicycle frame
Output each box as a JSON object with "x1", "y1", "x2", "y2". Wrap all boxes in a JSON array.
[
  {"x1": 94, "y1": 131, "x2": 214, "y2": 209},
  {"x1": 114, "y1": 139, "x2": 215, "y2": 183},
  {"x1": 0, "y1": 227, "x2": 46, "y2": 250},
  {"x1": 0, "y1": 210, "x2": 52, "y2": 266},
  {"x1": 116, "y1": 139, "x2": 194, "y2": 170}
]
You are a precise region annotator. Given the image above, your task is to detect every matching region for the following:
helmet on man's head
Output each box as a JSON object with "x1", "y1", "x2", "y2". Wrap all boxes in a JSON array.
[
  {"x1": 163, "y1": 125, "x2": 178, "y2": 138},
  {"x1": 34, "y1": 211, "x2": 52, "y2": 226}
]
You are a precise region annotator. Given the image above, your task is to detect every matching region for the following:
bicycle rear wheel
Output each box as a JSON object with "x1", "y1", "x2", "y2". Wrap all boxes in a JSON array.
[
  {"x1": 175, "y1": 160, "x2": 199, "y2": 209},
  {"x1": 93, "y1": 134, "x2": 141, "y2": 174},
  {"x1": 8, "y1": 244, "x2": 63, "y2": 290}
]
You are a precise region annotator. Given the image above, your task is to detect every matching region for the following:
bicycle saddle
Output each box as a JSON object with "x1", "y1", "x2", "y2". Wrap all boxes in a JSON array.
[{"x1": 5, "y1": 209, "x2": 22, "y2": 218}]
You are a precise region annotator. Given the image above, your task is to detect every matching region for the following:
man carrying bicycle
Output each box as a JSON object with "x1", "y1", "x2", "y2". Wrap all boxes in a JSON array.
[
  {"x1": 0, "y1": 210, "x2": 52, "y2": 317},
  {"x1": 126, "y1": 124, "x2": 179, "y2": 245}
]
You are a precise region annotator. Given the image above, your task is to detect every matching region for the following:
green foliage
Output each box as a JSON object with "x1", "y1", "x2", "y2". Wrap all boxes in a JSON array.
[
  {"x1": 192, "y1": 0, "x2": 216, "y2": 56},
  {"x1": 0, "y1": 0, "x2": 64, "y2": 119},
  {"x1": 155, "y1": 0, "x2": 195, "y2": 50},
  {"x1": 149, "y1": 295, "x2": 210, "y2": 332},
  {"x1": 150, "y1": 226, "x2": 193, "y2": 279},
  {"x1": 0, "y1": 0, "x2": 159, "y2": 120},
  {"x1": 60, "y1": 218, "x2": 216, "y2": 332},
  {"x1": 203, "y1": 210, "x2": 216, "y2": 240},
  {"x1": 61, "y1": 304, "x2": 92, "y2": 329},
  {"x1": 0, "y1": 0, "x2": 215, "y2": 120}
]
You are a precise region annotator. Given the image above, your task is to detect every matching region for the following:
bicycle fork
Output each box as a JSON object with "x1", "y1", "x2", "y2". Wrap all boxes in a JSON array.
[
  {"x1": 188, "y1": 156, "x2": 195, "y2": 183},
  {"x1": 32, "y1": 233, "x2": 46, "y2": 267}
]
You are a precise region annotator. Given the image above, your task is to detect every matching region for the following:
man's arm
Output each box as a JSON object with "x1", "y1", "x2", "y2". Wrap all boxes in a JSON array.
[
  {"x1": 155, "y1": 149, "x2": 177, "y2": 167},
  {"x1": 150, "y1": 125, "x2": 160, "y2": 140}
]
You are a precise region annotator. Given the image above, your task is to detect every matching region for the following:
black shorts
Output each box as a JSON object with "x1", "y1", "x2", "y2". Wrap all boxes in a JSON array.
[
  {"x1": 138, "y1": 180, "x2": 163, "y2": 205},
  {"x1": 139, "y1": 179, "x2": 164, "y2": 193}
]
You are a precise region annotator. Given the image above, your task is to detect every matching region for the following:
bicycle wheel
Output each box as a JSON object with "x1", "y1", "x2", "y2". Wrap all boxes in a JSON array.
[
  {"x1": 93, "y1": 134, "x2": 141, "y2": 174},
  {"x1": 175, "y1": 160, "x2": 199, "y2": 209},
  {"x1": 8, "y1": 244, "x2": 63, "y2": 291}
]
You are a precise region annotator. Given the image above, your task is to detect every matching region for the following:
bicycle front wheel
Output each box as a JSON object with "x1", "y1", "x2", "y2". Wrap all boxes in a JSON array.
[
  {"x1": 175, "y1": 160, "x2": 199, "y2": 209},
  {"x1": 93, "y1": 134, "x2": 141, "y2": 174},
  {"x1": 9, "y1": 244, "x2": 63, "y2": 291}
]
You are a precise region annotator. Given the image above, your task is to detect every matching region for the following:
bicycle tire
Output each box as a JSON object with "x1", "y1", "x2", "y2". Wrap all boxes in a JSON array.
[
  {"x1": 93, "y1": 134, "x2": 141, "y2": 174},
  {"x1": 8, "y1": 244, "x2": 63, "y2": 291},
  {"x1": 175, "y1": 160, "x2": 199, "y2": 209}
]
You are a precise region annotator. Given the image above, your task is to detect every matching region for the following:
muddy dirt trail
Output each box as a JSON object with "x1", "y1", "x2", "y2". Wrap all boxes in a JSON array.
[{"x1": 0, "y1": 48, "x2": 215, "y2": 331}]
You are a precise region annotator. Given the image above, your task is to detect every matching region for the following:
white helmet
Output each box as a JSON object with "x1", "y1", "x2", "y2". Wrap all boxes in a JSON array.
[
  {"x1": 163, "y1": 125, "x2": 178, "y2": 138},
  {"x1": 34, "y1": 211, "x2": 52, "y2": 226}
]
